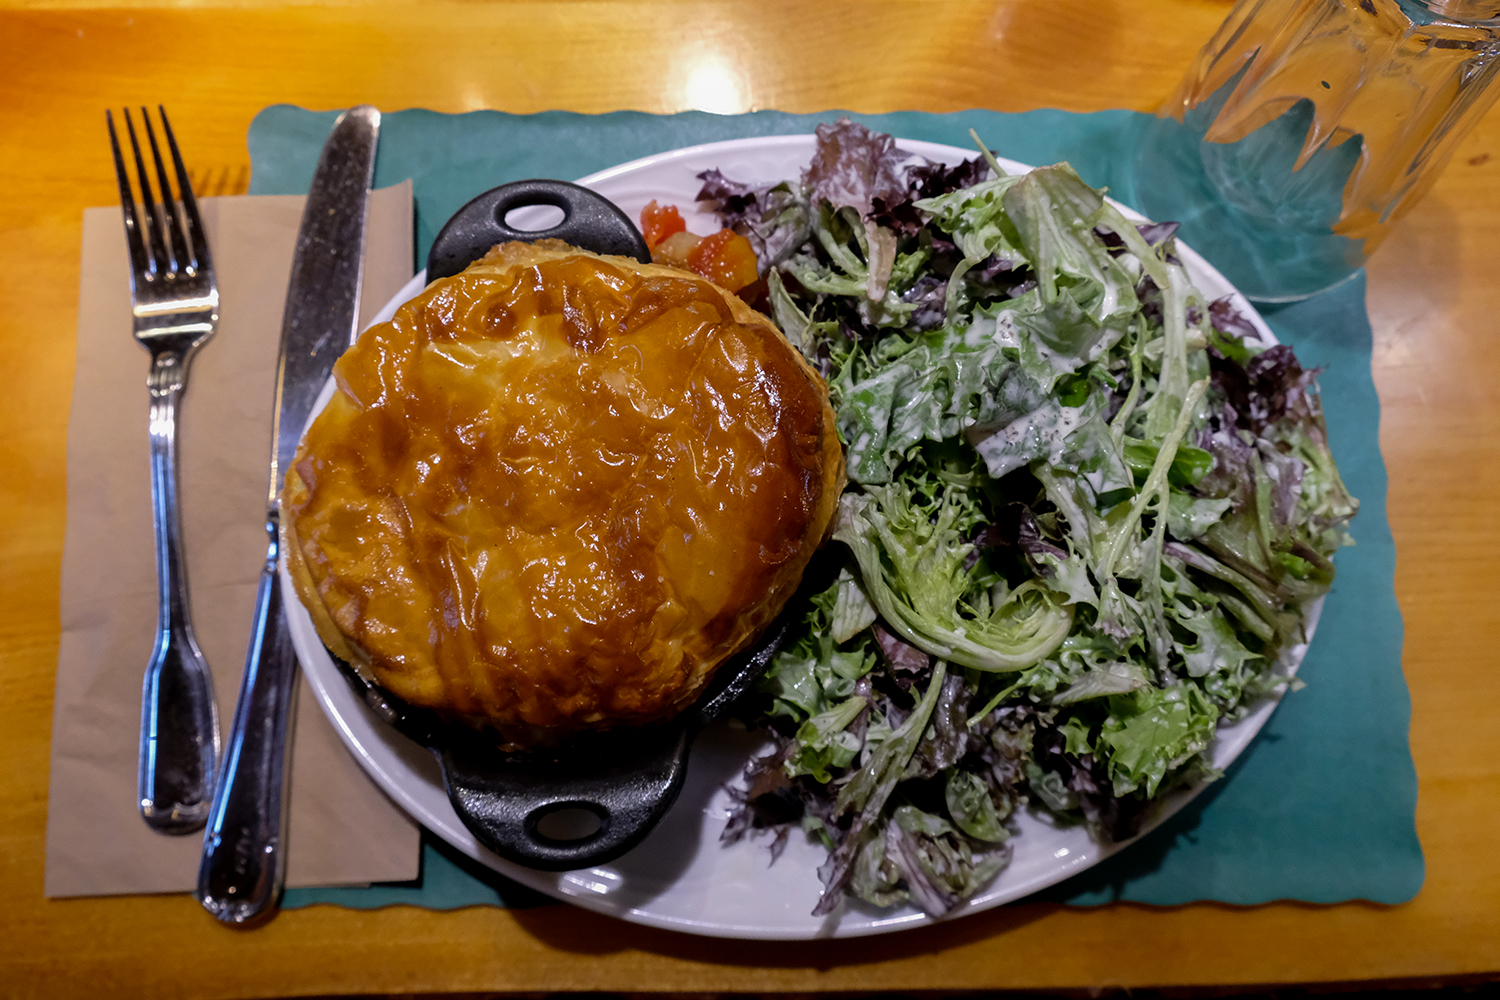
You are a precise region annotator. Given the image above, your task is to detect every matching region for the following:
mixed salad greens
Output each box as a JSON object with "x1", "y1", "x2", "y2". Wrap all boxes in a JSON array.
[{"x1": 696, "y1": 121, "x2": 1357, "y2": 918}]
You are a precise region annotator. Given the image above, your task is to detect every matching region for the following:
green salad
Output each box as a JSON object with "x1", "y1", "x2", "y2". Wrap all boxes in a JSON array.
[{"x1": 703, "y1": 120, "x2": 1358, "y2": 918}]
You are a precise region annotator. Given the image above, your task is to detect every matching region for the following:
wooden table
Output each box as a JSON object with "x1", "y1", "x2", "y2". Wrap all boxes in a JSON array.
[{"x1": 3, "y1": 1, "x2": 1498, "y2": 995}]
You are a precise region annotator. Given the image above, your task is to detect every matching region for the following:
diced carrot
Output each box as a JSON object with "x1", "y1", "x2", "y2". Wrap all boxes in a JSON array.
[
  {"x1": 640, "y1": 200, "x2": 687, "y2": 250},
  {"x1": 686, "y1": 229, "x2": 759, "y2": 294}
]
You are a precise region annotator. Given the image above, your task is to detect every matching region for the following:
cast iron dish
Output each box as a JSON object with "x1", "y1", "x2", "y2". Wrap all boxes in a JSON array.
[{"x1": 319, "y1": 179, "x2": 835, "y2": 871}]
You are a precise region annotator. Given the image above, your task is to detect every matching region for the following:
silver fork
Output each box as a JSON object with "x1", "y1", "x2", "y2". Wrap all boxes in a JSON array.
[{"x1": 108, "y1": 106, "x2": 221, "y2": 834}]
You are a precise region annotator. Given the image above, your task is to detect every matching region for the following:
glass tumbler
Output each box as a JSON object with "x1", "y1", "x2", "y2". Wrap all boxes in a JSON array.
[{"x1": 1135, "y1": 0, "x2": 1500, "y2": 301}]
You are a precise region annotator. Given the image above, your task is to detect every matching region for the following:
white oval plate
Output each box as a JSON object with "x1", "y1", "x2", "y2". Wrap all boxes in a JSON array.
[{"x1": 284, "y1": 134, "x2": 1310, "y2": 939}]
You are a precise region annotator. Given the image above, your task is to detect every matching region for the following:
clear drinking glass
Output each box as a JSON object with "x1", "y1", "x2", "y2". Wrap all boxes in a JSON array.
[{"x1": 1135, "y1": 0, "x2": 1500, "y2": 301}]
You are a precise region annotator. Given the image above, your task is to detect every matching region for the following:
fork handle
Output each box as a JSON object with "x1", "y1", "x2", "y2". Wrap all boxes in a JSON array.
[
  {"x1": 198, "y1": 514, "x2": 299, "y2": 925},
  {"x1": 139, "y1": 349, "x2": 220, "y2": 834}
]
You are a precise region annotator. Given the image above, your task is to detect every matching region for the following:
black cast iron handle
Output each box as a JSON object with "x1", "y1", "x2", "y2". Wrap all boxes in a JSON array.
[
  {"x1": 438, "y1": 726, "x2": 693, "y2": 871},
  {"x1": 425, "y1": 179, "x2": 651, "y2": 281}
]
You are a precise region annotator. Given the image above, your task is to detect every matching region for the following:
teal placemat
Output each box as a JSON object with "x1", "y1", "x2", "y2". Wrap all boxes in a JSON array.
[
  {"x1": 252, "y1": 106, "x2": 1422, "y2": 913},
  {"x1": 283, "y1": 832, "x2": 551, "y2": 911}
]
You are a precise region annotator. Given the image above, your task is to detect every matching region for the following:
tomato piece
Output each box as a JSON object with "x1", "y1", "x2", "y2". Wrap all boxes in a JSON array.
[
  {"x1": 639, "y1": 200, "x2": 686, "y2": 251},
  {"x1": 686, "y1": 229, "x2": 759, "y2": 293}
]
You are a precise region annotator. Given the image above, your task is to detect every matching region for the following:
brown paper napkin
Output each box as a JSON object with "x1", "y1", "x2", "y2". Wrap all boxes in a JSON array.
[{"x1": 45, "y1": 184, "x2": 422, "y2": 897}]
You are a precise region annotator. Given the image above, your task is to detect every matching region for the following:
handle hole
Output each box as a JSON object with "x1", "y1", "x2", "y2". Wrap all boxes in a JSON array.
[
  {"x1": 504, "y1": 204, "x2": 566, "y2": 232},
  {"x1": 530, "y1": 803, "x2": 605, "y2": 843}
]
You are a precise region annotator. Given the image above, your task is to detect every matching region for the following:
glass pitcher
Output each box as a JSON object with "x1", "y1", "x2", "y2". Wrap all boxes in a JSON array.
[{"x1": 1134, "y1": 0, "x2": 1500, "y2": 301}]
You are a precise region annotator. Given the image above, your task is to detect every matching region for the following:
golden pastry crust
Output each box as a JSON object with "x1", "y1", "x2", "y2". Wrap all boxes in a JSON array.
[{"x1": 282, "y1": 239, "x2": 844, "y2": 746}]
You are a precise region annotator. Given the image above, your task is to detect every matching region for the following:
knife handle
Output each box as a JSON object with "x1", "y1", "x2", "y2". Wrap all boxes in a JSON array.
[{"x1": 198, "y1": 514, "x2": 299, "y2": 926}]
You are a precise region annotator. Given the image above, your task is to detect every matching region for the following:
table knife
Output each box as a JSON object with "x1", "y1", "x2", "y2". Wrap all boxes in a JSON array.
[{"x1": 198, "y1": 105, "x2": 380, "y2": 925}]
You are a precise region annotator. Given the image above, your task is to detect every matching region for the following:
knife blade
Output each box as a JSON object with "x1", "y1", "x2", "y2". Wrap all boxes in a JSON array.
[{"x1": 197, "y1": 105, "x2": 380, "y2": 925}]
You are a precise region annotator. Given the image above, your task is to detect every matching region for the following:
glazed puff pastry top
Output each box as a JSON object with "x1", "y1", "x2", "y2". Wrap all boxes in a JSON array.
[{"x1": 281, "y1": 239, "x2": 844, "y2": 745}]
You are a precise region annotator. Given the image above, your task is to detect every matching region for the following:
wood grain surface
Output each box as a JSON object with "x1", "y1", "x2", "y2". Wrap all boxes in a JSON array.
[{"x1": 2, "y1": 1, "x2": 1498, "y2": 996}]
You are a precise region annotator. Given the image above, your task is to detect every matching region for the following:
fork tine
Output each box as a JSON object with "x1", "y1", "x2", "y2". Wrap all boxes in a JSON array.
[
  {"x1": 157, "y1": 106, "x2": 210, "y2": 277},
  {"x1": 140, "y1": 106, "x2": 186, "y2": 277},
  {"x1": 123, "y1": 108, "x2": 169, "y2": 281},
  {"x1": 107, "y1": 110, "x2": 153, "y2": 287}
]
